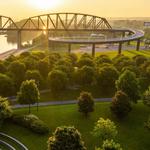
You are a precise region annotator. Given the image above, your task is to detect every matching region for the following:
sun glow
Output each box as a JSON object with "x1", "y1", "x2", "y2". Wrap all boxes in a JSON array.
[{"x1": 28, "y1": 0, "x2": 62, "y2": 10}]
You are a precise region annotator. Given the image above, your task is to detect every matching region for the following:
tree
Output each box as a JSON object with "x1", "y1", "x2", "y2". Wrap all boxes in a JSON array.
[
  {"x1": 48, "y1": 126, "x2": 86, "y2": 150},
  {"x1": 25, "y1": 70, "x2": 43, "y2": 88},
  {"x1": 111, "y1": 91, "x2": 132, "y2": 119},
  {"x1": 145, "y1": 117, "x2": 150, "y2": 130},
  {"x1": 143, "y1": 86, "x2": 150, "y2": 107},
  {"x1": 133, "y1": 55, "x2": 147, "y2": 66},
  {"x1": 76, "y1": 66, "x2": 95, "y2": 86},
  {"x1": 0, "y1": 73, "x2": 14, "y2": 97},
  {"x1": 116, "y1": 70, "x2": 140, "y2": 103},
  {"x1": 78, "y1": 92, "x2": 94, "y2": 117},
  {"x1": 8, "y1": 61, "x2": 26, "y2": 89},
  {"x1": 37, "y1": 60, "x2": 49, "y2": 78},
  {"x1": 0, "y1": 97, "x2": 12, "y2": 126},
  {"x1": 78, "y1": 57, "x2": 94, "y2": 68},
  {"x1": 17, "y1": 80, "x2": 40, "y2": 113},
  {"x1": 92, "y1": 118, "x2": 118, "y2": 140},
  {"x1": 97, "y1": 65, "x2": 119, "y2": 91},
  {"x1": 95, "y1": 55, "x2": 112, "y2": 66},
  {"x1": 48, "y1": 70, "x2": 68, "y2": 92},
  {"x1": 0, "y1": 62, "x2": 7, "y2": 73},
  {"x1": 96, "y1": 139, "x2": 123, "y2": 150},
  {"x1": 113, "y1": 55, "x2": 134, "y2": 71}
]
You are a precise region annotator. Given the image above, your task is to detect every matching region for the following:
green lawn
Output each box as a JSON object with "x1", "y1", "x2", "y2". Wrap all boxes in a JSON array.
[
  {"x1": 40, "y1": 86, "x2": 115, "y2": 102},
  {"x1": 1, "y1": 102, "x2": 150, "y2": 150}
]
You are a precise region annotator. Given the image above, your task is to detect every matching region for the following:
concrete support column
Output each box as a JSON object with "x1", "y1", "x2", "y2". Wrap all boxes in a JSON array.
[
  {"x1": 17, "y1": 30, "x2": 22, "y2": 50},
  {"x1": 122, "y1": 32, "x2": 125, "y2": 38},
  {"x1": 127, "y1": 32, "x2": 132, "y2": 45},
  {"x1": 68, "y1": 44, "x2": 71, "y2": 53},
  {"x1": 118, "y1": 42, "x2": 122, "y2": 55},
  {"x1": 136, "y1": 39, "x2": 141, "y2": 51},
  {"x1": 92, "y1": 44, "x2": 95, "y2": 57}
]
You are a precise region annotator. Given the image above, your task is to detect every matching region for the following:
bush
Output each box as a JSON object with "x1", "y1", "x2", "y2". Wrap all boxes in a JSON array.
[
  {"x1": 111, "y1": 91, "x2": 132, "y2": 119},
  {"x1": 116, "y1": 70, "x2": 140, "y2": 103},
  {"x1": 92, "y1": 118, "x2": 118, "y2": 140},
  {"x1": 96, "y1": 139, "x2": 123, "y2": 150},
  {"x1": 12, "y1": 114, "x2": 49, "y2": 134},
  {"x1": 78, "y1": 92, "x2": 94, "y2": 117},
  {"x1": 48, "y1": 126, "x2": 86, "y2": 150},
  {"x1": 48, "y1": 70, "x2": 68, "y2": 92}
]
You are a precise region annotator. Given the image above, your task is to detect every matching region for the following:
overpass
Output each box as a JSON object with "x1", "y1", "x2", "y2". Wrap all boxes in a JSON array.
[{"x1": 0, "y1": 13, "x2": 144, "y2": 55}]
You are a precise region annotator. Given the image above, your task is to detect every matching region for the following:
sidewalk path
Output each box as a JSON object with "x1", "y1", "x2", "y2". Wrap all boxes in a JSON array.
[{"x1": 12, "y1": 98, "x2": 112, "y2": 109}]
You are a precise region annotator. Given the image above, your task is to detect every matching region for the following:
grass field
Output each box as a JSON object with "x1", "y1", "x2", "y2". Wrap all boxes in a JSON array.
[{"x1": 1, "y1": 102, "x2": 150, "y2": 150}]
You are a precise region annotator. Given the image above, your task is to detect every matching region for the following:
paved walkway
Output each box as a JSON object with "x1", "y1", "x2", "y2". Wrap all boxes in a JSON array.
[{"x1": 12, "y1": 98, "x2": 112, "y2": 109}]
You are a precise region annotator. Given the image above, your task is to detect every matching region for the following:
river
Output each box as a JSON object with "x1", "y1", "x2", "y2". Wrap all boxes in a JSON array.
[{"x1": 0, "y1": 35, "x2": 17, "y2": 54}]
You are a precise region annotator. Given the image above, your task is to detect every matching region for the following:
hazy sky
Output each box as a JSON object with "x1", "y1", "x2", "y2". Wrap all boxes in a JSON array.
[{"x1": 1, "y1": 0, "x2": 150, "y2": 20}]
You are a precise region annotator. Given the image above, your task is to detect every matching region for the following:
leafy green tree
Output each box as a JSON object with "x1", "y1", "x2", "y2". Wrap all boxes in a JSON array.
[
  {"x1": 145, "y1": 117, "x2": 150, "y2": 130},
  {"x1": 0, "y1": 97, "x2": 12, "y2": 126},
  {"x1": 48, "y1": 126, "x2": 86, "y2": 150},
  {"x1": 25, "y1": 70, "x2": 43, "y2": 88},
  {"x1": 65, "y1": 53, "x2": 78, "y2": 66},
  {"x1": 0, "y1": 62, "x2": 7, "y2": 73},
  {"x1": 95, "y1": 55, "x2": 112, "y2": 65},
  {"x1": 111, "y1": 91, "x2": 132, "y2": 119},
  {"x1": 133, "y1": 55, "x2": 147, "y2": 66},
  {"x1": 0, "y1": 73, "x2": 14, "y2": 96},
  {"x1": 96, "y1": 139, "x2": 123, "y2": 150},
  {"x1": 97, "y1": 65, "x2": 119, "y2": 91},
  {"x1": 37, "y1": 60, "x2": 49, "y2": 78},
  {"x1": 76, "y1": 66, "x2": 95, "y2": 86},
  {"x1": 113, "y1": 55, "x2": 134, "y2": 71},
  {"x1": 116, "y1": 70, "x2": 140, "y2": 103},
  {"x1": 48, "y1": 70, "x2": 68, "y2": 92},
  {"x1": 17, "y1": 80, "x2": 40, "y2": 113},
  {"x1": 143, "y1": 86, "x2": 150, "y2": 107},
  {"x1": 78, "y1": 57, "x2": 94, "y2": 68},
  {"x1": 92, "y1": 118, "x2": 118, "y2": 140},
  {"x1": 8, "y1": 61, "x2": 26, "y2": 88},
  {"x1": 78, "y1": 92, "x2": 94, "y2": 117}
]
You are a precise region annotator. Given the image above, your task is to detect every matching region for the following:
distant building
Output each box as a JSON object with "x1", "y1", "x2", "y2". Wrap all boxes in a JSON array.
[{"x1": 144, "y1": 22, "x2": 150, "y2": 28}]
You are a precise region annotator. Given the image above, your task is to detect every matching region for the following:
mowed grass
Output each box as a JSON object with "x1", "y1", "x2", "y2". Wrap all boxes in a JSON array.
[{"x1": 1, "y1": 102, "x2": 150, "y2": 150}]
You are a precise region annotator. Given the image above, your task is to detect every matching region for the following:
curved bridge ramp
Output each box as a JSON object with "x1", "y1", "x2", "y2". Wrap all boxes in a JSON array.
[{"x1": 0, "y1": 132, "x2": 28, "y2": 150}]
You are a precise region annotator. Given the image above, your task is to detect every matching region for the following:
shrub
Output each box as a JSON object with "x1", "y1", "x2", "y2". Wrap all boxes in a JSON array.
[
  {"x1": 12, "y1": 114, "x2": 49, "y2": 134},
  {"x1": 111, "y1": 91, "x2": 132, "y2": 119},
  {"x1": 96, "y1": 139, "x2": 123, "y2": 150},
  {"x1": 116, "y1": 70, "x2": 140, "y2": 103},
  {"x1": 93, "y1": 118, "x2": 118, "y2": 140},
  {"x1": 48, "y1": 126, "x2": 86, "y2": 150},
  {"x1": 48, "y1": 70, "x2": 68, "y2": 92},
  {"x1": 78, "y1": 92, "x2": 94, "y2": 117}
]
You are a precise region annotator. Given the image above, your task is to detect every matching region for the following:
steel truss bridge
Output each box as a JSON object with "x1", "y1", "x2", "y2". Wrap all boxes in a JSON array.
[{"x1": 0, "y1": 13, "x2": 144, "y2": 55}]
